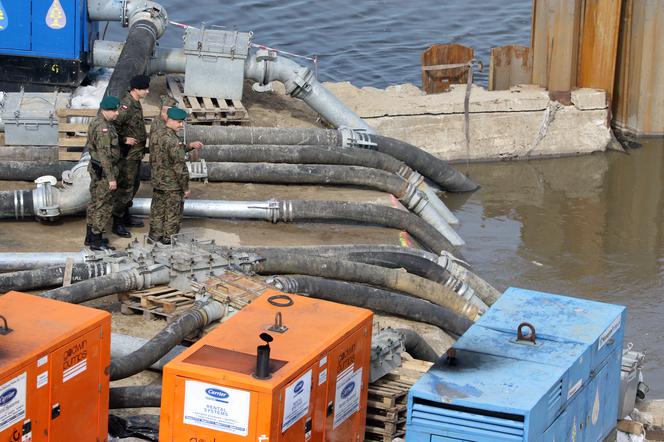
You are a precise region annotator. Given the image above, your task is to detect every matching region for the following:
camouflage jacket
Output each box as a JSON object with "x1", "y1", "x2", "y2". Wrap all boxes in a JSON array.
[
  {"x1": 148, "y1": 115, "x2": 166, "y2": 160},
  {"x1": 113, "y1": 92, "x2": 147, "y2": 160},
  {"x1": 86, "y1": 115, "x2": 120, "y2": 181},
  {"x1": 150, "y1": 125, "x2": 189, "y2": 192}
]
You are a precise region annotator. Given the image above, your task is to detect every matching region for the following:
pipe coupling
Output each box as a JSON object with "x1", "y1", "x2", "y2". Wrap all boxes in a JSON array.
[
  {"x1": 251, "y1": 49, "x2": 278, "y2": 93},
  {"x1": 339, "y1": 127, "x2": 378, "y2": 150},
  {"x1": 266, "y1": 276, "x2": 298, "y2": 293},
  {"x1": 399, "y1": 185, "x2": 429, "y2": 214},
  {"x1": 125, "y1": 0, "x2": 168, "y2": 37},
  {"x1": 13, "y1": 190, "x2": 27, "y2": 220},
  {"x1": 285, "y1": 67, "x2": 315, "y2": 99},
  {"x1": 32, "y1": 176, "x2": 61, "y2": 220}
]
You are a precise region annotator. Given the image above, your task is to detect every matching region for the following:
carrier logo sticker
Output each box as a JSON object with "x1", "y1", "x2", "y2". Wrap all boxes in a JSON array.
[
  {"x1": 0, "y1": 1, "x2": 8, "y2": 30},
  {"x1": 46, "y1": 0, "x2": 66, "y2": 30},
  {"x1": 205, "y1": 388, "x2": 229, "y2": 403},
  {"x1": 0, "y1": 389, "x2": 16, "y2": 406}
]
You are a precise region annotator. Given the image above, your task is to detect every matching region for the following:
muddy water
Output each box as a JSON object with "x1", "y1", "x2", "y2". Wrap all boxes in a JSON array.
[{"x1": 445, "y1": 139, "x2": 664, "y2": 395}]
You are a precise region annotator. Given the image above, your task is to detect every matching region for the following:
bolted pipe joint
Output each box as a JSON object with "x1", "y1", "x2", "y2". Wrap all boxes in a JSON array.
[
  {"x1": 31, "y1": 176, "x2": 60, "y2": 221},
  {"x1": 285, "y1": 66, "x2": 316, "y2": 99},
  {"x1": 125, "y1": 0, "x2": 168, "y2": 38}
]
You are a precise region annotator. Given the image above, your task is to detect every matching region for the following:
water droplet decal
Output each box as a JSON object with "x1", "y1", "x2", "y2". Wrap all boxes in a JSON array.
[
  {"x1": 0, "y1": 0, "x2": 8, "y2": 31},
  {"x1": 46, "y1": 0, "x2": 67, "y2": 30}
]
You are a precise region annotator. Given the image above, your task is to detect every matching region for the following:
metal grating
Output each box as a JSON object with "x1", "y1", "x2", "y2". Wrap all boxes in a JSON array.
[{"x1": 411, "y1": 398, "x2": 525, "y2": 441}]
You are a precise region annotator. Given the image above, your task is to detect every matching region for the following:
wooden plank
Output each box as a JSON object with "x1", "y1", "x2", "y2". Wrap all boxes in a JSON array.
[
  {"x1": 58, "y1": 150, "x2": 84, "y2": 161},
  {"x1": 62, "y1": 257, "x2": 74, "y2": 287},
  {"x1": 421, "y1": 44, "x2": 473, "y2": 94},
  {"x1": 488, "y1": 45, "x2": 532, "y2": 90},
  {"x1": 57, "y1": 108, "x2": 99, "y2": 118},
  {"x1": 58, "y1": 123, "x2": 89, "y2": 132},
  {"x1": 531, "y1": 0, "x2": 583, "y2": 91},
  {"x1": 577, "y1": 0, "x2": 622, "y2": 98},
  {"x1": 58, "y1": 137, "x2": 87, "y2": 147}
]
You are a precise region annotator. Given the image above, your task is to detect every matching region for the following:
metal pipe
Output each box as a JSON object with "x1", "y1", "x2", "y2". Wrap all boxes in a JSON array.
[
  {"x1": 131, "y1": 198, "x2": 276, "y2": 220},
  {"x1": 87, "y1": 0, "x2": 125, "y2": 22},
  {"x1": 244, "y1": 50, "x2": 374, "y2": 131},
  {"x1": 93, "y1": 41, "x2": 186, "y2": 74},
  {"x1": 0, "y1": 252, "x2": 90, "y2": 272}
]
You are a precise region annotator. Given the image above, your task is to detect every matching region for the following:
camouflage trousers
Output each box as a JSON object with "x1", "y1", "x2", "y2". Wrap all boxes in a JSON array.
[
  {"x1": 113, "y1": 158, "x2": 142, "y2": 216},
  {"x1": 149, "y1": 189, "x2": 184, "y2": 240},
  {"x1": 87, "y1": 175, "x2": 116, "y2": 234}
]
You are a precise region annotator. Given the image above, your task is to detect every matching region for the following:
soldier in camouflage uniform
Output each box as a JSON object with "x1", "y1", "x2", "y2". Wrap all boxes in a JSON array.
[
  {"x1": 85, "y1": 96, "x2": 121, "y2": 251},
  {"x1": 112, "y1": 74, "x2": 150, "y2": 237},
  {"x1": 150, "y1": 94, "x2": 203, "y2": 161},
  {"x1": 148, "y1": 107, "x2": 197, "y2": 245}
]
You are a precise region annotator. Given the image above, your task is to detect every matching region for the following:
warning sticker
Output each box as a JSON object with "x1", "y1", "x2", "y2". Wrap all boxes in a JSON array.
[
  {"x1": 282, "y1": 370, "x2": 312, "y2": 432},
  {"x1": 36, "y1": 372, "x2": 48, "y2": 389},
  {"x1": 333, "y1": 366, "x2": 362, "y2": 429},
  {"x1": 598, "y1": 315, "x2": 621, "y2": 350},
  {"x1": 183, "y1": 381, "x2": 250, "y2": 436},
  {"x1": 0, "y1": 372, "x2": 26, "y2": 433}
]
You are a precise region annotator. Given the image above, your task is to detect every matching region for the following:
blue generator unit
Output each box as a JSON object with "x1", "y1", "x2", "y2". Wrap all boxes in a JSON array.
[
  {"x1": 406, "y1": 287, "x2": 626, "y2": 442},
  {"x1": 0, "y1": 0, "x2": 97, "y2": 91}
]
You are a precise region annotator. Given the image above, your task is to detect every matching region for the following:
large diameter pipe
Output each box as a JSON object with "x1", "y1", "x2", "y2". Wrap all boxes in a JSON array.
[
  {"x1": 0, "y1": 252, "x2": 90, "y2": 272},
  {"x1": 93, "y1": 41, "x2": 186, "y2": 75},
  {"x1": 87, "y1": 0, "x2": 124, "y2": 21},
  {"x1": 252, "y1": 254, "x2": 480, "y2": 321},
  {"x1": 0, "y1": 262, "x2": 111, "y2": 292},
  {"x1": 105, "y1": 20, "x2": 160, "y2": 98},
  {"x1": 244, "y1": 52, "x2": 373, "y2": 132},
  {"x1": 270, "y1": 275, "x2": 473, "y2": 336},
  {"x1": 110, "y1": 385, "x2": 162, "y2": 409},
  {"x1": 110, "y1": 300, "x2": 224, "y2": 380},
  {"x1": 111, "y1": 333, "x2": 186, "y2": 371},
  {"x1": 39, "y1": 267, "x2": 169, "y2": 304},
  {"x1": 130, "y1": 198, "x2": 455, "y2": 253},
  {"x1": 0, "y1": 190, "x2": 34, "y2": 219}
]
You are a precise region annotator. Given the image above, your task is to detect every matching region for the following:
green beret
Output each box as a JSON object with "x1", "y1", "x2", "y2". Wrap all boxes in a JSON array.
[
  {"x1": 160, "y1": 95, "x2": 178, "y2": 107},
  {"x1": 167, "y1": 107, "x2": 188, "y2": 121},
  {"x1": 100, "y1": 96, "x2": 120, "y2": 110}
]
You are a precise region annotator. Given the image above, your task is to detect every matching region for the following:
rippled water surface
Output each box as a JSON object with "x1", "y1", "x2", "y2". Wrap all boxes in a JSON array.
[{"x1": 110, "y1": 0, "x2": 664, "y2": 395}]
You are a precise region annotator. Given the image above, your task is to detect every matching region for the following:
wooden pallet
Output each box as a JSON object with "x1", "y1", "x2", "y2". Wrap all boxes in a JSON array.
[
  {"x1": 56, "y1": 107, "x2": 157, "y2": 161},
  {"x1": 365, "y1": 355, "x2": 433, "y2": 442},
  {"x1": 191, "y1": 271, "x2": 272, "y2": 310},
  {"x1": 118, "y1": 285, "x2": 195, "y2": 321},
  {"x1": 166, "y1": 76, "x2": 249, "y2": 124}
]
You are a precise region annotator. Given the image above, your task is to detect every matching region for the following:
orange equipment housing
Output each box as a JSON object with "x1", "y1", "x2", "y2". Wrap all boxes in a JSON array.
[
  {"x1": 0, "y1": 291, "x2": 111, "y2": 442},
  {"x1": 159, "y1": 290, "x2": 373, "y2": 442}
]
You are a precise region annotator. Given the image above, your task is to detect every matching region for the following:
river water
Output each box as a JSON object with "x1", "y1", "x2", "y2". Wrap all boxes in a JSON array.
[{"x1": 111, "y1": 0, "x2": 664, "y2": 394}]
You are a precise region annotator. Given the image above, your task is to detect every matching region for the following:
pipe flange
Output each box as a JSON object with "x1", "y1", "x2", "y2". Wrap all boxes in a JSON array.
[{"x1": 286, "y1": 67, "x2": 315, "y2": 99}]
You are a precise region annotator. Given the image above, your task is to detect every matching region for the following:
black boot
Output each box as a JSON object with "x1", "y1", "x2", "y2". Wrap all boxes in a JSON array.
[
  {"x1": 85, "y1": 226, "x2": 111, "y2": 246},
  {"x1": 89, "y1": 231, "x2": 115, "y2": 251},
  {"x1": 112, "y1": 216, "x2": 131, "y2": 238},
  {"x1": 123, "y1": 210, "x2": 144, "y2": 228}
]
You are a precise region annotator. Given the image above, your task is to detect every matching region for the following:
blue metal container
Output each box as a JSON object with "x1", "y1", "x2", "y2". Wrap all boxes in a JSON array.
[
  {"x1": 406, "y1": 287, "x2": 626, "y2": 442},
  {"x1": 0, "y1": 0, "x2": 94, "y2": 58}
]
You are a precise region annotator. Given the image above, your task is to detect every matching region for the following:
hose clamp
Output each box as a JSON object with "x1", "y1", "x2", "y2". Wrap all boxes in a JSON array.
[
  {"x1": 278, "y1": 200, "x2": 293, "y2": 223},
  {"x1": 339, "y1": 127, "x2": 378, "y2": 150},
  {"x1": 13, "y1": 190, "x2": 24, "y2": 220}
]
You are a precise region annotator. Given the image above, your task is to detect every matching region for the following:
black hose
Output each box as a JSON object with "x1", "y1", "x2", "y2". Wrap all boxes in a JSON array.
[
  {"x1": 110, "y1": 302, "x2": 210, "y2": 381},
  {"x1": 186, "y1": 126, "x2": 339, "y2": 146},
  {"x1": 105, "y1": 20, "x2": 158, "y2": 98},
  {"x1": 395, "y1": 328, "x2": 439, "y2": 362},
  {"x1": 273, "y1": 275, "x2": 472, "y2": 336},
  {"x1": 0, "y1": 263, "x2": 109, "y2": 292},
  {"x1": 0, "y1": 161, "x2": 76, "y2": 182},
  {"x1": 285, "y1": 200, "x2": 453, "y2": 253},
  {"x1": 205, "y1": 163, "x2": 409, "y2": 197},
  {"x1": 252, "y1": 254, "x2": 479, "y2": 321},
  {"x1": 223, "y1": 246, "x2": 451, "y2": 285},
  {"x1": 39, "y1": 269, "x2": 143, "y2": 304},
  {"x1": 185, "y1": 126, "x2": 478, "y2": 192},
  {"x1": 109, "y1": 385, "x2": 162, "y2": 409},
  {"x1": 199, "y1": 144, "x2": 407, "y2": 174},
  {"x1": 368, "y1": 134, "x2": 478, "y2": 192},
  {"x1": 0, "y1": 190, "x2": 33, "y2": 219}
]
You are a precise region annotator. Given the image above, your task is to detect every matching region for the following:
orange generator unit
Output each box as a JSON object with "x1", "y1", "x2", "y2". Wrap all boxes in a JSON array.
[
  {"x1": 0, "y1": 291, "x2": 111, "y2": 442},
  {"x1": 159, "y1": 290, "x2": 373, "y2": 442}
]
